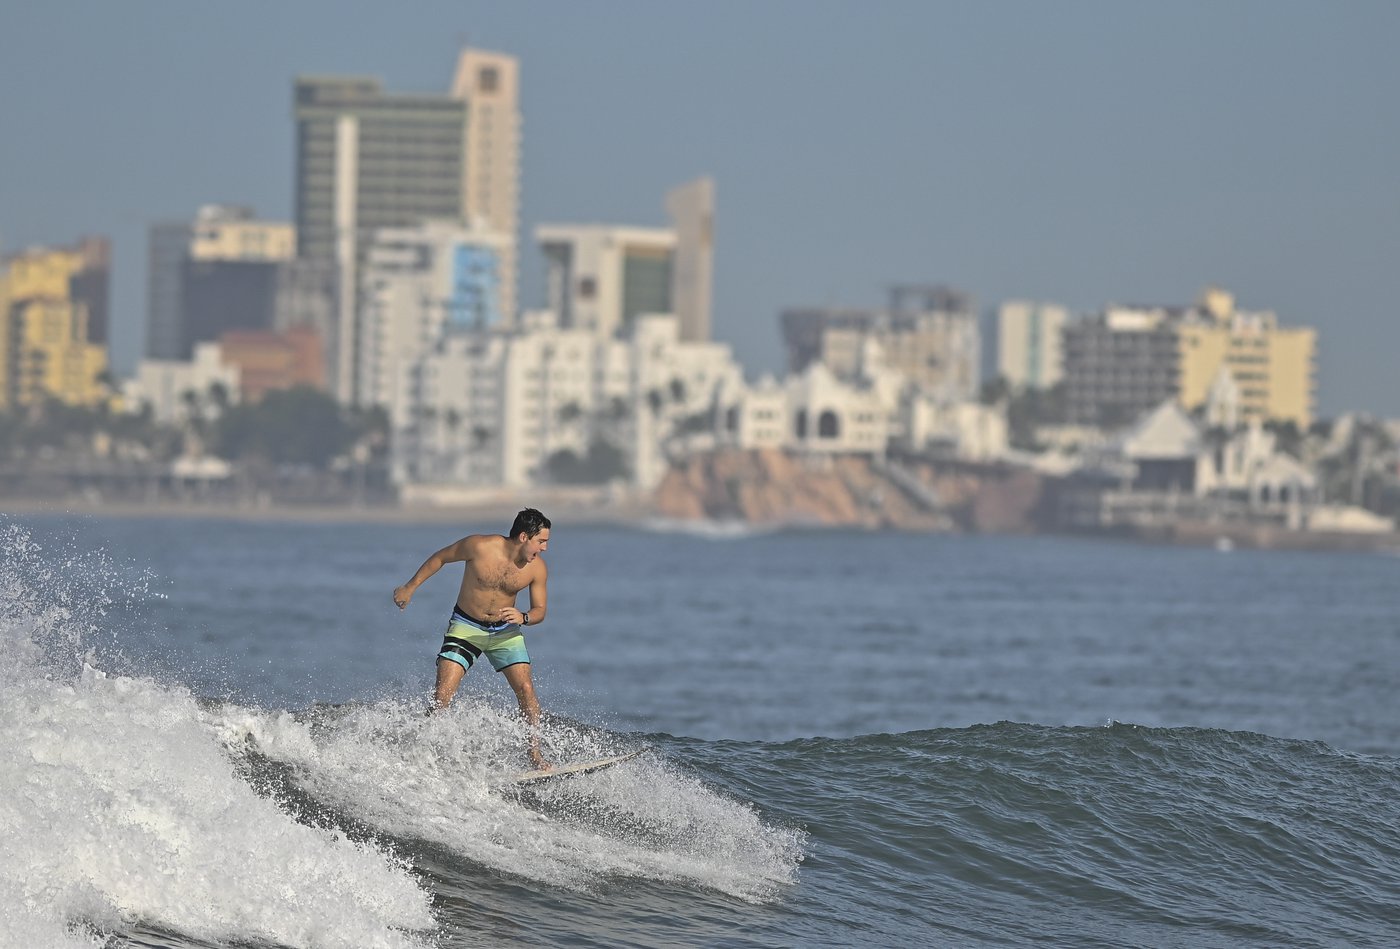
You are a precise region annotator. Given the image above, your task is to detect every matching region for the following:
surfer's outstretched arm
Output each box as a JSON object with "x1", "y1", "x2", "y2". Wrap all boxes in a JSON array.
[{"x1": 393, "y1": 538, "x2": 471, "y2": 609}]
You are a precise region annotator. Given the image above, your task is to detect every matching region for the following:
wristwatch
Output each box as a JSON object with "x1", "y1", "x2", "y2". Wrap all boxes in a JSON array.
[{"x1": 520, "y1": 612, "x2": 529, "y2": 626}]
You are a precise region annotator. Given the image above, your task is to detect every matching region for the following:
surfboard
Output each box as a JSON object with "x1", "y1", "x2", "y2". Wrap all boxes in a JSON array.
[{"x1": 504, "y1": 749, "x2": 643, "y2": 786}]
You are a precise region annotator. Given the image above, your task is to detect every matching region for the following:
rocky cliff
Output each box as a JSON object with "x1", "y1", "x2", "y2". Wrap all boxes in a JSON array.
[{"x1": 651, "y1": 449, "x2": 1047, "y2": 532}]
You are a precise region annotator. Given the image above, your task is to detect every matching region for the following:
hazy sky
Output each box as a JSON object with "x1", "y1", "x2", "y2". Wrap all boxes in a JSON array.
[{"x1": 3, "y1": 1, "x2": 1397, "y2": 416}]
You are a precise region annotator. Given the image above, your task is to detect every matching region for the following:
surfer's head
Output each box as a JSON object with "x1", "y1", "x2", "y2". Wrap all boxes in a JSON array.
[{"x1": 510, "y1": 508, "x2": 551, "y2": 562}]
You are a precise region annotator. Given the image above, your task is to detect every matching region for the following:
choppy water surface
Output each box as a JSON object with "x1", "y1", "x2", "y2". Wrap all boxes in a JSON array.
[{"x1": 3, "y1": 514, "x2": 1399, "y2": 947}]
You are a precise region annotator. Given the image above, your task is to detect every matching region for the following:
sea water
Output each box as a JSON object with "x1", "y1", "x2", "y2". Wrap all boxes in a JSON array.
[{"x1": 2, "y1": 514, "x2": 1399, "y2": 947}]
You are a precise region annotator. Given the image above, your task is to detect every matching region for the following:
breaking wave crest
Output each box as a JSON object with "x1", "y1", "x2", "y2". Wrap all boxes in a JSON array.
[{"x1": 0, "y1": 521, "x2": 803, "y2": 949}]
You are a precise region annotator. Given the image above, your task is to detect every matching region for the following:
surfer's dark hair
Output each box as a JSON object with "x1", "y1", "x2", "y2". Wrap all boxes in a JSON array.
[{"x1": 510, "y1": 508, "x2": 551, "y2": 539}]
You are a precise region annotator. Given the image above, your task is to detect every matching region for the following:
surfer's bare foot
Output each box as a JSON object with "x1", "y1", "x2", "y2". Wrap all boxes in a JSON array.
[{"x1": 529, "y1": 751, "x2": 552, "y2": 772}]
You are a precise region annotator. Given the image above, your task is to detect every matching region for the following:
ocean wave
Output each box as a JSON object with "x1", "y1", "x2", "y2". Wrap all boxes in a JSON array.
[
  {"x1": 0, "y1": 524, "x2": 434, "y2": 949},
  {"x1": 674, "y1": 722, "x2": 1400, "y2": 945},
  {"x1": 10, "y1": 515, "x2": 1400, "y2": 947},
  {"x1": 0, "y1": 521, "x2": 803, "y2": 949},
  {"x1": 212, "y1": 699, "x2": 805, "y2": 903}
]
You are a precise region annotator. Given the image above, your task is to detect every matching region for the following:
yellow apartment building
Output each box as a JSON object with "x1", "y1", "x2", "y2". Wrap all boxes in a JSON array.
[
  {"x1": 1, "y1": 243, "x2": 112, "y2": 410},
  {"x1": 1175, "y1": 288, "x2": 1316, "y2": 430}
]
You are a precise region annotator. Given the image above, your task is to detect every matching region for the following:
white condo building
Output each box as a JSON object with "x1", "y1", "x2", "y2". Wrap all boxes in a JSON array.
[
  {"x1": 535, "y1": 225, "x2": 677, "y2": 339},
  {"x1": 395, "y1": 312, "x2": 744, "y2": 492},
  {"x1": 995, "y1": 300, "x2": 1068, "y2": 390},
  {"x1": 784, "y1": 363, "x2": 890, "y2": 454},
  {"x1": 370, "y1": 179, "x2": 735, "y2": 495},
  {"x1": 714, "y1": 337, "x2": 1006, "y2": 462},
  {"x1": 357, "y1": 219, "x2": 509, "y2": 431},
  {"x1": 628, "y1": 314, "x2": 741, "y2": 485},
  {"x1": 535, "y1": 177, "x2": 716, "y2": 342},
  {"x1": 718, "y1": 375, "x2": 788, "y2": 451},
  {"x1": 123, "y1": 342, "x2": 242, "y2": 426}
]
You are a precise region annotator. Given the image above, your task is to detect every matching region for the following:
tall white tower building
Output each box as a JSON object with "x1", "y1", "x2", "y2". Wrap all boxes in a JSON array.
[
  {"x1": 995, "y1": 300, "x2": 1068, "y2": 391},
  {"x1": 357, "y1": 219, "x2": 509, "y2": 428},
  {"x1": 451, "y1": 49, "x2": 522, "y2": 327}
]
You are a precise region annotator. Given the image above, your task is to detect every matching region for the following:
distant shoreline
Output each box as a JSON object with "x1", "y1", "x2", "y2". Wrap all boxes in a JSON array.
[
  {"x1": 4, "y1": 494, "x2": 1398, "y2": 554},
  {"x1": 0, "y1": 495, "x2": 649, "y2": 529}
]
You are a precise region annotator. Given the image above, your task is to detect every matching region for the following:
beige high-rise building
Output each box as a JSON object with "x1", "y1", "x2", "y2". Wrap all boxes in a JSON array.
[
  {"x1": 452, "y1": 49, "x2": 521, "y2": 325},
  {"x1": 295, "y1": 47, "x2": 521, "y2": 404},
  {"x1": 665, "y1": 177, "x2": 714, "y2": 342}
]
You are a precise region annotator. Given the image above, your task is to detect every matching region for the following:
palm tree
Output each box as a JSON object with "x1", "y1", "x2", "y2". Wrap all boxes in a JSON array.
[
  {"x1": 180, "y1": 388, "x2": 206, "y2": 438},
  {"x1": 94, "y1": 368, "x2": 119, "y2": 400},
  {"x1": 207, "y1": 381, "x2": 231, "y2": 415},
  {"x1": 443, "y1": 407, "x2": 463, "y2": 477}
]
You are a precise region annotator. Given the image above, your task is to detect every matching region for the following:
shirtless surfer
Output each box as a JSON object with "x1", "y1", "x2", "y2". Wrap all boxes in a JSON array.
[{"x1": 393, "y1": 508, "x2": 552, "y2": 769}]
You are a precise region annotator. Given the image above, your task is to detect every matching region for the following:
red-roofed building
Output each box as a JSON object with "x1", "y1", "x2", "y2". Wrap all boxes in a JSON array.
[{"x1": 218, "y1": 327, "x2": 324, "y2": 402}]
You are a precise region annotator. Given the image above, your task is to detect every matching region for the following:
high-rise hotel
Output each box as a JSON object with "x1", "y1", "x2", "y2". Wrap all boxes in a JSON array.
[
  {"x1": 294, "y1": 48, "x2": 520, "y2": 404},
  {"x1": 1062, "y1": 287, "x2": 1317, "y2": 430}
]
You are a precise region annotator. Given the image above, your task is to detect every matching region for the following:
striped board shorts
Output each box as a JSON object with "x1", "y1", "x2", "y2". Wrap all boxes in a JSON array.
[{"x1": 437, "y1": 605, "x2": 530, "y2": 672}]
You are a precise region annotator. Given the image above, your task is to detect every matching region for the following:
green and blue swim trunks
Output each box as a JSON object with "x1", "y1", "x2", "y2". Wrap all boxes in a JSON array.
[{"x1": 438, "y1": 604, "x2": 531, "y2": 672}]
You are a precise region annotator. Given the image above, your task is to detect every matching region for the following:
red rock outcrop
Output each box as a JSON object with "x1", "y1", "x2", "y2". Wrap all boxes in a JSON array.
[{"x1": 652, "y1": 449, "x2": 962, "y2": 530}]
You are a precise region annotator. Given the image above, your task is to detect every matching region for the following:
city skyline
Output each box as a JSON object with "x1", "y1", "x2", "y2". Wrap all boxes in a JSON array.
[{"x1": 3, "y1": 1, "x2": 1398, "y2": 417}]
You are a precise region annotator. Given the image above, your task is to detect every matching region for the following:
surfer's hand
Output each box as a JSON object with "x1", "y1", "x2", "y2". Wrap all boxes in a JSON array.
[{"x1": 392, "y1": 585, "x2": 412, "y2": 610}]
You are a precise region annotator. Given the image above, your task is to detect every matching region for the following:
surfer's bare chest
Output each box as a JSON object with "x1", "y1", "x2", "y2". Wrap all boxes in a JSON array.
[{"x1": 466, "y1": 557, "x2": 531, "y2": 595}]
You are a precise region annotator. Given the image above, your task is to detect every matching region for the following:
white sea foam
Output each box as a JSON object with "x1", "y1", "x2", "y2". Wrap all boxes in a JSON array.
[
  {"x1": 640, "y1": 517, "x2": 769, "y2": 540},
  {"x1": 0, "y1": 517, "x2": 801, "y2": 949},
  {"x1": 221, "y1": 698, "x2": 804, "y2": 901},
  {"x1": 0, "y1": 523, "x2": 435, "y2": 949}
]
